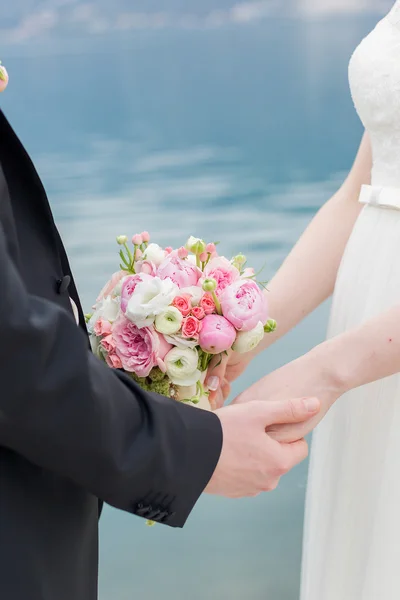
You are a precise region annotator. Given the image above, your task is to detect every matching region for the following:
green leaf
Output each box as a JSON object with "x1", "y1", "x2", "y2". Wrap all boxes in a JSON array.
[
  {"x1": 119, "y1": 264, "x2": 131, "y2": 272},
  {"x1": 0, "y1": 69, "x2": 5, "y2": 82}
]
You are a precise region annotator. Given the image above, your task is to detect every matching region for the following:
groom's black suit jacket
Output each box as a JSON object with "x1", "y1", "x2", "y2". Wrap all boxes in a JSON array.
[{"x1": 0, "y1": 109, "x2": 222, "y2": 600}]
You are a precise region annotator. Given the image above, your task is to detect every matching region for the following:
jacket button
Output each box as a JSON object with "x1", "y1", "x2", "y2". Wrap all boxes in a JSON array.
[
  {"x1": 147, "y1": 508, "x2": 161, "y2": 521},
  {"x1": 57, "y1": 275, "x2": 71, "y2": 294},
  {"x1": 136, "y1": 504, "x2": 151, "y2": 517},
  {"x1": 157, "y1": 511, "x2": 169, "y2": 522}
]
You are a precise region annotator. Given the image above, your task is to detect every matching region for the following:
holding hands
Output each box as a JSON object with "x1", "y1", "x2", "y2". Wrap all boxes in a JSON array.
[
  {"x1": 206, "y1": 396, "x2": 320, "y2": 497},
  {"x1": 233, "y1": 348, "x2": 345, "y2": 442},
  {"x1": 208, "y1": 343, "x2": 346, "y2": 444}
]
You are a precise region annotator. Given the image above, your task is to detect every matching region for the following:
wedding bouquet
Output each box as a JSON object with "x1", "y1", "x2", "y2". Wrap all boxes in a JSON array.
[{"x1": 86, "y1": 233, "x2": 276, "y2": 411}]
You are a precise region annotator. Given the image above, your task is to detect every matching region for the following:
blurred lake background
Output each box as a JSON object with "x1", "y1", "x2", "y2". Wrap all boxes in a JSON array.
[{"x1": 0, "y1": 1, "x2": 393, "y2": 598}]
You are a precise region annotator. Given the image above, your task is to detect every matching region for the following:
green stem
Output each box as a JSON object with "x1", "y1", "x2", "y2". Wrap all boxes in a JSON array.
[
  {"x1": 211, "y1": 291, "x2": 222, "y2": 315},
  {"x1": 201, "y1": 351, "x2": 209, "y2": 371},
  {"x1": 196, "y1": 255, "x2": 201, "y2": 268}
]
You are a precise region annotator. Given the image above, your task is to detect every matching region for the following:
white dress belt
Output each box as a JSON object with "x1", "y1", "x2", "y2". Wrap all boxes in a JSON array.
[{"x1": 359, "y1": 184, "x2": 400, "y2": 210}]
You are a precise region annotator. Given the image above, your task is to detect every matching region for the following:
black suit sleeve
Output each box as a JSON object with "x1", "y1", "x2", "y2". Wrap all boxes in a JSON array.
[{"x1": 0, "y1": 223, "x2": 222, "y2": 527}]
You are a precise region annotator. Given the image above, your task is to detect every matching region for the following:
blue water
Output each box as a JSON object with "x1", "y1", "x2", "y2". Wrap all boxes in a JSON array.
[{"x1": 0, "y1": 14, "x2": 375, "y2": 599}]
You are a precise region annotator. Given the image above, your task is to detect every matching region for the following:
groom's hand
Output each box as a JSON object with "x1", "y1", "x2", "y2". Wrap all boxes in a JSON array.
[{"x1": 205, "y1": 397, "x2": 320, "y2": 497}]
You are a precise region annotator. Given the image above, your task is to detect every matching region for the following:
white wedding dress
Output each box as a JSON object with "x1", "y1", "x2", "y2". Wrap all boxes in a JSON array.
[{"x1": 301, "y1": 3, "x2": 400, "y2": 599}]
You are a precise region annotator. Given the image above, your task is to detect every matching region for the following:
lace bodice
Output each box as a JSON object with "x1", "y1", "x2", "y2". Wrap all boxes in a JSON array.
[{"x1": 349, "y1": 1, "x2": 400, "y2": 187}]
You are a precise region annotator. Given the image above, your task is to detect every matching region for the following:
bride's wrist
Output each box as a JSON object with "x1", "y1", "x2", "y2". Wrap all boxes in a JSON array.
[{"x1": 307, "y1": 340, "x2": 352, "y2": 398}]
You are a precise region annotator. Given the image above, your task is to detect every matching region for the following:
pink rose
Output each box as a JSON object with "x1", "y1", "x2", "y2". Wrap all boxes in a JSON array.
[
  {"x1": 120, "y1": 274, "x2": 148, "y2": 314},
  {"x1": 198, "y1": 314, "x2": 236, "y2": 354},
  {"x1": 182, "y1": 315, "x2": 202, "y2": 339},
  {"x1": 106, "y1": 353, "x2": 123, "y2": 369},
  {"x1": 220, "y1": 279, "x2": 268, "y2": 332},
  {"x1": 100, "y1": 334, "x2": 123, "y2": 369},
  {"x1": 94, "y1": 317, "x2": 112, "y2": 337},
  {"x1": 113, "y1": 316, "x2": 172, "y2": 377},
  {"x1": 172, "y1": 294, "x2": 192, "y2": 316},
  {"x1": 96, "y1": 270, "x2": 125, "y2": 302},
  {"x1": 191, "y1": 306, "x2": 205, "y2": 320},
  {"x1": 157, "y1": 256, "x2": 201, "y2": 289},
  {"x1": 199, "y1": 293, "x2": 216, "y2": 315},
  {"x1": 203, "y1": 257, "x2": 240, "y2": 296}
]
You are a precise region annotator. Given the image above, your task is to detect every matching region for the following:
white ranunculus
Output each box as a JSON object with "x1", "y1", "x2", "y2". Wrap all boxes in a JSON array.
[
  {"x1": 87, "y1": 297, "x2": 120, "y2": 334},
  {"x1": 164, "y1": 333, "x2": 198, "y2": 349},
  {"x1": 125, "y1": 276, "x2": 178, "y2": 328},
  {"x1": 180, "y1": 285, "x2": 203, "y2": 306},
  {"x1": 232, "y1": 321, "x2": 264, "y2": 354},
  {"x1": 164, "y1": 347, "x2": 201, "y2": 386},
  {"x1": 155, "y1": 306, "x2": 183, "y2": 335},
  {"x1": 142, "y1": 243, "x2": 166, "y2": 267}
]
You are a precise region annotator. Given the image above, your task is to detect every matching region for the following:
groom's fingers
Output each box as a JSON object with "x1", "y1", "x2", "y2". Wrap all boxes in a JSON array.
[{"x1": 257, "y1": 397, "x2": 320, "y2": 428}]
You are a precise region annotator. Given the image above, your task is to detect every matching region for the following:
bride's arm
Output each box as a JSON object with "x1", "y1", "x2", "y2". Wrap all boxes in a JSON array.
[
  {"x1": 234, "y1": 303, "x2": 400, "y2": 442},
  {"x1": 256, "y1": 130, "x2": 372, "y2": 350},
  {"x1": 208, "y1": 132, "x2": 372, "y2": 403}
]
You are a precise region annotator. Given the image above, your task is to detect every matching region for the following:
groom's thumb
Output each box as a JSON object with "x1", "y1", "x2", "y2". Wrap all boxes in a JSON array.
[{"x1": 258, "y1": 397, "x2": 320, "y2": 427}]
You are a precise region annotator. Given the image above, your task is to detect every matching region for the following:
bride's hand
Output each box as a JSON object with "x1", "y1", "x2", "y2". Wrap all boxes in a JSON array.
[{"x1": 232, "y1": 347, "x2": 347, "y2": 442}]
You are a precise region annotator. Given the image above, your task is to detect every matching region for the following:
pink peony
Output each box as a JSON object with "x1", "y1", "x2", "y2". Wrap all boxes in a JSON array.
[
  {"x1": 94, "y1": 317, "x2": 112, "y2": 337},
  {"x1": 135, "y1": 260, "x2": 157, "y2": 276},
  {"x1": 172, "y1": 294, "x2": 192, "y2": 316},
  {"x1": 120, "y1": 274, "x2": 148, "y2": 313},
  {"x1": 113, "y1": 316, "x2": 172, "y2": 377},
  {"x1": 100, "y1": 334, "x2": 123, "y2": 369},
  {"x1": 203, "y1": 257, "x2": 240, "y2": 296},
  {"x1": 199, "y1": 293, "x2": 216, "y2": 315},
  {"x1": 220, "y1": 279, "x2": 268, "y2": 332},
  {"x1": 182, "y1": 315, "x2": 202, "y2": 339},
  {"x1": 157, "y1": 256, "x2": 201, "y2": 289},
  {"x1": 198, "y1": 314, "x2": 236, "y2": 354},
  {"x1": 191, "y1": 306, "x2": 205, "y2": 320},
  {"x1": 96, "y1": 270, "x2": 125, "y2": 302}
]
